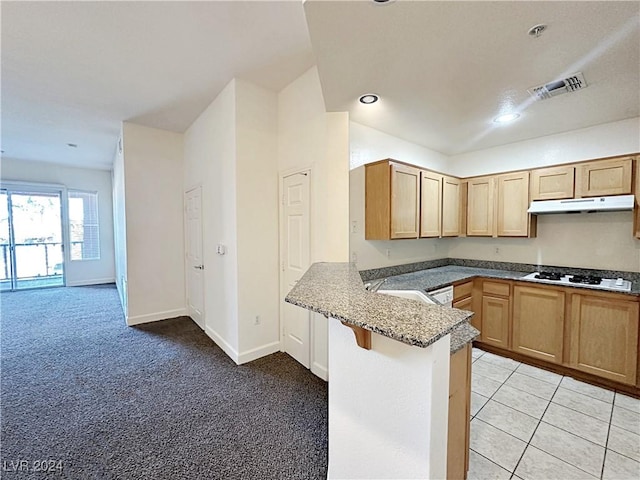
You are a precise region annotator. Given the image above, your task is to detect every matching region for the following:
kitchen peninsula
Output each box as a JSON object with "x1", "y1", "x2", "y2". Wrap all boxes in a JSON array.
[{"x1": 285, "y1": 262, "x2": 477, "y2": 479}]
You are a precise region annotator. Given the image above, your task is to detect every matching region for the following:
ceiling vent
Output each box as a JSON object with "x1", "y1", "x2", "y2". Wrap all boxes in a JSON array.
[{"x1": 528, "y1": 72, "x2": 587, "y2": 101}]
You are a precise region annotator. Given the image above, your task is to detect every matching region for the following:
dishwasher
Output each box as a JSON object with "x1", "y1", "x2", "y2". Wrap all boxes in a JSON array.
[{"x1": 427, "y1": 285, "x2": 454, "y2": 307}]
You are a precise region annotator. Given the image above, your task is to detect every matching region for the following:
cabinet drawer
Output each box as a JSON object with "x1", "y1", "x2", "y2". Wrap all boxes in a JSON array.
[
  {"x1": 454, "y1": 281, "x2": 473, "y2": 301},
  {"x1": 483, "y1": 280, "x2": 510, "y2": 297}
]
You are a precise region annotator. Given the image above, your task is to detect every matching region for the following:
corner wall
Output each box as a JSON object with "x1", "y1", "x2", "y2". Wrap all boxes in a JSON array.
[
  {"x1": 349, "y1": 122, "x2": 449, "y2": 270},
  {"x1": 351, "y1": 117, "x2": 640, "y2": 273},
  {"x1": 121, "y1": 122, "x2": 186, "y2": 324},
  {"x1": 447, "y1": 117, "x2": 640, "y2": 272},
  {"x1": 183, "y1": 80, "x2": 239, "y2": 357}
]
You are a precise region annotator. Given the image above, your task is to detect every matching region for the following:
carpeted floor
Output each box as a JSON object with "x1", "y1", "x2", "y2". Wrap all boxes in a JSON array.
[{"x1": 0, "y1": 285, "x2": 328, "y2": 479}]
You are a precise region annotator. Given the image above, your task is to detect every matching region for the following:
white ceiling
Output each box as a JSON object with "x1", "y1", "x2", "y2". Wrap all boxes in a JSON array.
[
  {"x1": 1, "y1": 1, "x2": 314, "y2": 170},
  {"x1": 1, "y1": 1, "x2": 638, "y2": 171},
  {"x1": 306, "y1": 0, "x2": 640, "y2": 156}
]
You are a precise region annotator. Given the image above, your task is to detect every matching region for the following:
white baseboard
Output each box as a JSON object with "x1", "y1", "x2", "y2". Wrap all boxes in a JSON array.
[
  {"x1": 205, "y1": 326, "x2": 240, "y2": 364},
  {"x1": 237, "y1": 341, "x2": 281, "y2": 365},
  {"x1": 67, "y1": 277, "x2": 116, "y2": 287},
  {"x1": 127, "y1": 308, "x2": 187, "y2": 326},
  {"x1": 311, "y1": 361, "x2": 329, "y2": 382}
]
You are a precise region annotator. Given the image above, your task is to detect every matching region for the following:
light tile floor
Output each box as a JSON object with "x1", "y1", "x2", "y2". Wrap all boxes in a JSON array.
[{"x1": 469, "y1": 348, "x2": 640, "y2": 480}]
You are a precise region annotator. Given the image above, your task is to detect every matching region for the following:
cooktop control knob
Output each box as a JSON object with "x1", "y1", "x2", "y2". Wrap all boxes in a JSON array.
[{"x1": 616, "y1": 278, "x2": 624, "y2": 286}]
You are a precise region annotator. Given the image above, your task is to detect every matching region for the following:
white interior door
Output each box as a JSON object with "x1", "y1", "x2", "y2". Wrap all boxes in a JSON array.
[
  {"x1": 185, "y1": 186, "x2": 205, "y2": 329},
  {"x1": 281, "y1": 171, "x2": 311, "y2": 368}
]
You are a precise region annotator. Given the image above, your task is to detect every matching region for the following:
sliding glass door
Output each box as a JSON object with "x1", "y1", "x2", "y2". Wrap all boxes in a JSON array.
[{"x1": 0, "y1": 187, "x2": 65, "y2": 290}]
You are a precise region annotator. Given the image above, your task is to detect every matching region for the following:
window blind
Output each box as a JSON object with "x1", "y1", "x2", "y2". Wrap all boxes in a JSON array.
[{"x1": 68, "y1": 190, "x2": 100, "y2": 260}]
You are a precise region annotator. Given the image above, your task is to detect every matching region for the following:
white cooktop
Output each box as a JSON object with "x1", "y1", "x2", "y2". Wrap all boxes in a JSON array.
[{"x1": 522, "y1": 272, "x2": 632, "y2": 293}]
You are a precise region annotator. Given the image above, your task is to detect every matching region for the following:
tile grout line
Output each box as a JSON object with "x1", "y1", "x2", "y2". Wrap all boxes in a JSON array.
[
  {"x1": 508, "y1": 372, "x2": 564, "y2": 478},
  {"x1": 600, "y1": 395, "x2": 616, "y2": 480}
]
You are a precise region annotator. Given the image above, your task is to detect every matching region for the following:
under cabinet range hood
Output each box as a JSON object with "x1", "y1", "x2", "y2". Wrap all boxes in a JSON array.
[{"x1": 528, "y1": 195, "x2": 635, "y2": 215}]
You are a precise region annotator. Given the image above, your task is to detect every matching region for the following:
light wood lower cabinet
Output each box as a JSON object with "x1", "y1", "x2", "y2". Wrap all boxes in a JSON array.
[
  {"x1": 480, "y1": 281, "x2": 510, "y2": 349},
  {"x1": 512, "y1": 285, "x2": 565, "y2": 364},
  {"x1": 447, "y1": 343, "x2": 471, "y2": 480},
  {"x1": 569, "y1": 293, "x2": 639, "y2": 385}
]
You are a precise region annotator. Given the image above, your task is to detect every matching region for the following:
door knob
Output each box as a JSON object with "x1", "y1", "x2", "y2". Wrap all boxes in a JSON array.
[{"x1": 193, "y1": 265, "x2": 204, "y2": 270}]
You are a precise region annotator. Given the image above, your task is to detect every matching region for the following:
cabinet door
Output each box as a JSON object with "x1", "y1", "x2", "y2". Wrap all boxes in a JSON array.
[
  {"x1": 569, "y1": 294, "x2": 639, "y2": 385},
  {"x1": 497, "y1": 172, "x2": 531, "y2": 237},
  {"x1": 390, "y1": 163, "x2": 420, "y2": 239},
  {"x1": 634, "y1": 157, "x2": 640, "y2": 239},
  {"x1": 467, "y1": 177, "x2": 495, "y2": 236},
  {"x1": 447, "y1": 344, "x2": 471, "y2": 480},
  {"x1": 481, "y1": 295, "x2": 509, "y2": 348},
  {"x1": 512, "y1": 285, "x2": 565, "y2": 364},
  {"x1": 530, "y1": 165, "x2": 575, "y2": 200},
  {"x1": 576, "y1": 157, "x2": 633, "y2": 197},
  {"x1": 442, "y1": 176, "x2": 461, "y2": 237},
  {"x1": 420, "y1": 171, "x2": 442, "y2": 238}
]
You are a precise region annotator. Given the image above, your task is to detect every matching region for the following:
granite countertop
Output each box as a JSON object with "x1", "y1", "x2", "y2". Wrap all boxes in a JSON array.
[
  {"x1": 381, "y1": 266, "x2": 529, "y2": 292},
  {"x1": 378, "y1": 265, "x2": 640, "y2": 296},
  {"x1": 285, "y1": 262, "x2": 475, "y2": 350}
]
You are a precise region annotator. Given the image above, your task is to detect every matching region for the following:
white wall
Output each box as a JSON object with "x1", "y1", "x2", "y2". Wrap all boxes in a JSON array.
[
  {"x1": 349, "y1": 122, "x2": 449, "y2": 270},
  {"x1": 112, "y1": 135, "x2": 128, "y2": 313},
  {"x1": 350, "y1": 121, "x2": 450, "y2": 173},
  {"x1": 121, "y1": 122, "x2": 186, "y2": 324},
  {"x1": 328, "y1": 318, "x2": 450, "y2": 479},
  {"x1": 235, "y1": 79, "x2": 281, "y2": 360},
  {"x1": 447, "y1": 117, "x2": 640, "y2": 272},
  {"x1": 448, "y1": 117, "x2": 640, "y2": 178},
  {"x1": 278, "y1": 67, "x2": 350, "y2": 379},
  {"x1": 0, "y1": 157, "x2": 116, "y2": 286},
  {"x1": 184, "y1": 80, "x2": 239, "y2": 357}
]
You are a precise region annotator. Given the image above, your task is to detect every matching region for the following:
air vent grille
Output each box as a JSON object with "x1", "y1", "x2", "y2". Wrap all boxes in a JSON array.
[{"x1": 528, "y1": 72, "x2": 587, "y2": 101}]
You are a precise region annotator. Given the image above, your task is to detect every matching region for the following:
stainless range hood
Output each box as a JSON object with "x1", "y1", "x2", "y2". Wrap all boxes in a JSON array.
[{"x1": 528, "y1": 194, "x2": 635, "y2": 214}]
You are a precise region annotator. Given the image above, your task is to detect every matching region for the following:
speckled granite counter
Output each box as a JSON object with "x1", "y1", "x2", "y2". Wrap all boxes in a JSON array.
[
  {"x1": 375, "y1": 265, "x2": 640, "y2": 297},
  {"x1": 450, "y1": 322, "x2": 479, "y2": 354},
  {"x1": 381, "y1": 266, "x2": 529, "y2": 292},
  {"x1": 285, "y1": 262, "x2": 475, "y2": 349}
]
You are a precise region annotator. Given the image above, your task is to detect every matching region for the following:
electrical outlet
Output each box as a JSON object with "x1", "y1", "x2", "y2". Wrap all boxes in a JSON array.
[
  {"x1": 351, "y1": 252, "x2": 357, "y2": 263},
  {"x1": 254, "y1": 315, "x2": 261, "y2": 326},
  {"x1": 351, "y1": 220, "x2": 357, "y2": 234},
  {"x1": 495, "y1": 247, "x2": 500, "y2": 255},
  {"x1": 385, "y1": 249, "x2": 391, "y2": 258}
]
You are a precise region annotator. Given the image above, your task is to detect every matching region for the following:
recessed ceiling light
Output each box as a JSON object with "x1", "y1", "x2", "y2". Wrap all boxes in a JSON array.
[
  {"x1": 67, "y1": 143, "x2": 78, "y2": 148},
  {"x1": 372, "y1": 0, "x2": 396, "y2": 4},
  {"x1": 493, "y1": 113, "x2": 520, "y2": 124},
  {"x1": 359, "y1": 94, "x2": 379, "y2": 104}
]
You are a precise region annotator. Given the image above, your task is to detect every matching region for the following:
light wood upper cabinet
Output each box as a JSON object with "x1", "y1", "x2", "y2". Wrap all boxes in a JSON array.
[
  {"x1": 365, "y1": 160, "x2": 420, "y2": 240},
  {"x1": 467, "y1": 177, "x2": 495, "y2": 236},
  {"x1": 512, "y1": 285, "x2": 565, "y2": 364},
  {"x1": 634, "y1": 157, "x2": 640, "y2": 239},
  {"x1": 497, "y1": 172, "x2": 533, "y2": 237},
  {"x1": 575, "y1": 157, "x2": 633, "y2": 197},
  {"x1": 442, "y1": 175, "x2": 462, "y2": 237},
  {"x1": 530, "y1": 165, "x2": 575, "y2": 200},
  {"x1": 569, "y1": 293, "x2": 639, "y2": 385},
  {"x1": 420, "y1": 171, "x2": 442, "y2": 238}
]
